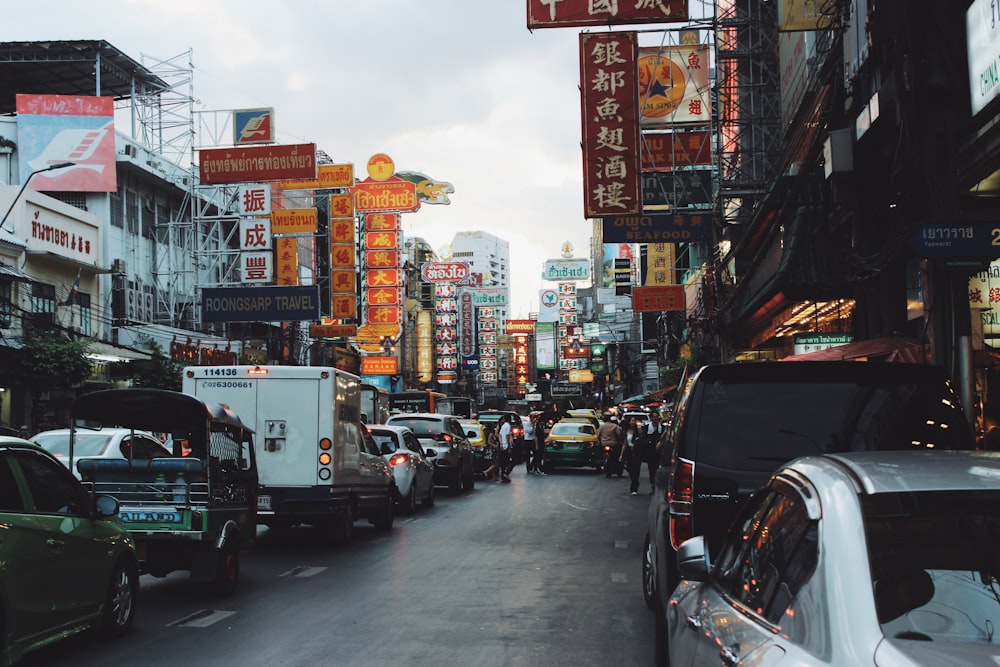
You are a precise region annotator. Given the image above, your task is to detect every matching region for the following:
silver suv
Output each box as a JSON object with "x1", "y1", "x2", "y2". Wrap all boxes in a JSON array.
[{"x1": 385, "y1": 413, "x2": 475, "y2": 493}]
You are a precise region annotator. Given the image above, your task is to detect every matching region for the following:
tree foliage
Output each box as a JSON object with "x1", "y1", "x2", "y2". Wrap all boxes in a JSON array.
[
  {"x1": 15, "y1": 330, "x2": 92, "y2": 392},
  {"x1": 130, "y1": 341, "x2": 183, "y2": 391}
]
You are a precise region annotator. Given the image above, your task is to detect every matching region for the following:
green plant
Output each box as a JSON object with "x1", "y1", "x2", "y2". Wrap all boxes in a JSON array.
[
  {"x1": 15, "y1": 329, "x2": 92, "y2": 393},
  {"x1": 130, "y1": 340, "x2": 183, "y2": 391}
]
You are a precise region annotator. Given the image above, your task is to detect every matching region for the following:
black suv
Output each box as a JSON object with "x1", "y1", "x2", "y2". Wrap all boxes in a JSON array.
[
  {"x1": 643, "y1": 361, "x2": 976, "y2": 664},
  {"x1": 385, "y1": 413, "x2": 475, "y2": 493}
]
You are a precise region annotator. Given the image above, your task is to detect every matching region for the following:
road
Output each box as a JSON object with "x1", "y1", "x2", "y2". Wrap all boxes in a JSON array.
[{"x1": 22, "y1": 466, "x2": 657, "y2": 667}]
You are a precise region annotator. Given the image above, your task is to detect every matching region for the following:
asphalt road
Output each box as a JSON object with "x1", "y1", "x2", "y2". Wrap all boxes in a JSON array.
[{"x1": 22, "y1": 464, "x2": 657, "y2": 667}]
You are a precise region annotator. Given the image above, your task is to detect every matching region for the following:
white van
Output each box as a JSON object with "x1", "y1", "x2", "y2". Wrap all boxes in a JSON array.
[{"x1": 182, "y1": 365, "x2": 395, "y2": 544}]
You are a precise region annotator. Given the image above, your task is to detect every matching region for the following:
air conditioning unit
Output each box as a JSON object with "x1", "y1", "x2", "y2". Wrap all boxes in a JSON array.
[
  {"x1": 126, "y1": 289, "x2": 138, "y2": 321},
  {"x1": 123, "y1": 144, "x2": 139, "y2": 158},
  {"x1": 143, "y1": 293, "x2": 154, "y2": 321}
]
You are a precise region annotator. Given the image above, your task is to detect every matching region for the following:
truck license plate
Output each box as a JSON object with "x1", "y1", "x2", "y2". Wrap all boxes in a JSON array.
[{"x1": 257, "y1": 495, "x2": 271, "y2": 510}]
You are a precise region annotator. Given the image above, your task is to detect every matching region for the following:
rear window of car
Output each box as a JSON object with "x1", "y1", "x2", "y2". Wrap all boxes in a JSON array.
[
  {"x1": 552, "y1": 423, "x2": 596, "y2": 436},
  {"x1": 688, "y1": 380, "x2": 972, "y2": 471},
  {"x1": 369, "y1": 431, "x2": 399, "y2": 452},
  {"x1": 387, "y1": 417, "x2": 442, "y2": 436},
  {"x1": 32, "y1": 432, "x2": 113, "y2": 457}
]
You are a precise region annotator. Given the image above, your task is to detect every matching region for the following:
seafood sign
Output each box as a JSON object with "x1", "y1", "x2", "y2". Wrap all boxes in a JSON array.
[{"x1": 421, "y1": 261, "x2": 470, "y2": 283}]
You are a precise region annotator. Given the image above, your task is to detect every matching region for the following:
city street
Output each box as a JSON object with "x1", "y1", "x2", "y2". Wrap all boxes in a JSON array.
[{"x1": 22, "y1": 466, "x2": 657, "y2": 667}]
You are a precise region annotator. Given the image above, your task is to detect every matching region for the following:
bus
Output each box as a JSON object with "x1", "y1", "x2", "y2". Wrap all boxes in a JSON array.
[
  {"x1": 389, "y1": 390, "x2": 446, "y2": 414},
  {"x1": 438, "y1": 396, "x2": 474, "y2": 418},
  {"x1": 360, "y1": 383, "x2": 390, "y2": 424}
]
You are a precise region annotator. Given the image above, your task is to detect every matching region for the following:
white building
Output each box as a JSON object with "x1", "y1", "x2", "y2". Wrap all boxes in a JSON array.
[{"x1": 449, "y1": 230, "x2": 510, "y2": 324}]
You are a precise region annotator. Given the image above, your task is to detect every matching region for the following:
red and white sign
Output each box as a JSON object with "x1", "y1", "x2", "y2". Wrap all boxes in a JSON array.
[
  {"x1": 199, "y1": 143, "x2": 316, "y2": 184},
  {"x1": 527, "y1": 0, "x2": 687, "y2": 29},
  {"x1": 580, "y1": 32, "x2": 641, "y2": 218},
  {"x1": 421, "y1": 261, "x2": 470, "y2": 283}
]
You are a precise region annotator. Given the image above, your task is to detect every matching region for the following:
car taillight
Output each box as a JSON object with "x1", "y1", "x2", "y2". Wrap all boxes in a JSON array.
[
  {"x1": 668, "y1": 456, "x2": 694, "y2": 551},
  {"x1": 389, "y1": 453, "x2": 409, "y2": 467}
]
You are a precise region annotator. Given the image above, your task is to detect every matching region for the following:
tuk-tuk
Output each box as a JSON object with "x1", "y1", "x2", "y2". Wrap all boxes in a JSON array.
[{"x1": 72, "y1": 388, "x2": 257, "y2": 596}]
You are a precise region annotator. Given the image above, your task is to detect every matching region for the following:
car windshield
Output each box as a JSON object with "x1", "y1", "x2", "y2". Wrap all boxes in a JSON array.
[
  {"x1": 691, "y1": 380, "x2": 973, "y2": 471},
  {"x1": 369, "y1": 431, "x2": 399, "y2": 452},
  {"x1": 33, "y1": 432, "x2": 114, "y2": 457},
  {"x1": 863, "y1": 489, "x2": 1000, "y2": 644},
  {"x1": 388, "y1": 418, "x2": 442, "y2": 436},
  {"x1": 551, "y1": 423, "x2": 595, "y2": 436}
]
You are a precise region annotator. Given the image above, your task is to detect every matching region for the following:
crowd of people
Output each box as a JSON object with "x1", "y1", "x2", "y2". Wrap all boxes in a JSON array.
[{"x1": 479, "y1": 409, "x2": 666, "y2": 494}]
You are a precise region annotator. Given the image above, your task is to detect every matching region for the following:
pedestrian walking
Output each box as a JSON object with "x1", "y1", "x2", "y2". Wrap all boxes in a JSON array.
[
  {"x1": 636, "y1": 412, "x2": 665, "y2": 493},
  {"x1": 529, "y1": 413, "x2": 547, "y2": 474},
  {"x1": 620, "y1": 416, "x2": 644, "y2": 495},
  {"x1": 482, "y1": 424, "x2": 501, "y2": 481},
  {"x1": 498, "y1": 415, "x2": 513, "y2": 483}
]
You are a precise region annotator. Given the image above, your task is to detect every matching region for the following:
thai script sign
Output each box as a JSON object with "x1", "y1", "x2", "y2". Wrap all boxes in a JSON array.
[
  {"x1": 910, "y1": 222, "x2": 999, "y2": 258},
  {"x1": 602, "y1": 213, "x2": 709, "y2": 243},
  {"x1": 471, "y1": 291, "x2": 508, "y2": 306},
  {"x1": 580, "y1": 31, "x2": 641, "y2": 218},
  {"x1": 277, "y1": 163, "x2": 354, "y2": 190},
  {"x1": 201, "y1": 285, "x2": 319, "y2": 323},
  {"x1": 271, "y1": 208, "x2": 317, "y2": 235},
  {"x1": 353, "y1": 178, "x2": 419, "y2": 212},
  {"x1": 361, "y1": 356, "x2": 398, "y2": 376},
  {"x1": 421, "y1": 261, "x2": 470, "y2": 283},
  {"x1": 199, "y1": 143, "x2": 316, "y2": 184},
  {"x1": 641, "y1": 130, "x2": 712, "y2": 170},
  {"x1": 505, "y1": 320, "x2": 536, "y2": 335},
  {"x1": 309, "y1": 324, "x2": 358, "y2": 338},
  {"x1": 543, "y1": 258, "x2": 590, "y2": 281},
  {"x1": 527, "y1": 0, "x2": 687, "y2": 28}
]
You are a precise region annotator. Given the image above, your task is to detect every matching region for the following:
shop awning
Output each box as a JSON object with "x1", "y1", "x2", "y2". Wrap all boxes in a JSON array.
[
  {"x1": 0, "y1": 262, "x2": 33, "y2": 282},
  {"x1": 780, "y1": 336, "x2": 928, "y2": 363}
]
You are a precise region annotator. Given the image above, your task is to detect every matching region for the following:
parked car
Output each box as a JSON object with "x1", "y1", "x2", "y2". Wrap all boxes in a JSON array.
[
  {"x1": 31, "y1": 427, "x2": 172, "y2": 478},
  {"x1": 385, "y1": 413, "x2": 475, "y2": 493},
  {"x1": 644, "y1": 361, "x2": 977, "y2": 665},
  {"x1": 543, "y1": 418, "x2": 602, "y2": 472},
  {"x1": 458, "y1": 418, "x2": 491, "y2": 474},
  {"x1": 367, "y1": 424, "x2": 435, "y2": 514},
  {"x1": 0, "y1": 435, "x2": 139, "y2": 666},
  {"x1": 668, "y1": 450, "x2": 1000, "y2": 666}
]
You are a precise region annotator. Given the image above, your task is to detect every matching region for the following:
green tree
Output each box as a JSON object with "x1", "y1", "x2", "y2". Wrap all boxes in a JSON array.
[
  {"x1": 130, "y1": 341, "x2": 183, "y2": 391},
  {"x1": 15, "y1": 329, "x2": 92, "y2": 393}
]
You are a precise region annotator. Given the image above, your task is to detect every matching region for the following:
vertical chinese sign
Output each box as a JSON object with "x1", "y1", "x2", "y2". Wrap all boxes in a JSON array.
[
  {"x1": 580, "y1": 31, "x2": 641, "y2": 219},
  {"x1": 330, "y1": 214, "x2": 358, "y2": 320},
  {"x1": 434, "y1": 284, "x2": 459, "y2": 384},
  {"x1": 479, "y1": 307, "x2": 499, "y2": 386},
  {"x1": 238, "y1": 183, "x2": 273, "y2": 283},
  {"x1": 363, "y1": 213, "x2": 403, "y2": 327}
]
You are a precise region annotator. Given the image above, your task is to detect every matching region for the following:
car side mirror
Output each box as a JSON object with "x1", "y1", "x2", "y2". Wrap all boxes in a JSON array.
[
  {"x1": 467, "y1": 430, "x2": 476, "y2": 438},
  {"x1": 94, "y1": 494, "x2": 120, "y2": 518},
  {"x1": 676, "y1": 535, "x2": 711, "y2": 582},
  {"x1": 424, "y1": 447, "x2": 438, "y2": 457}
]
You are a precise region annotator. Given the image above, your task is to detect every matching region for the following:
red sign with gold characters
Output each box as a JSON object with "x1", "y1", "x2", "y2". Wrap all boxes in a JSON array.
[
  {"x1": 361, "y1": 356, "x2": 399, "y2": 376},
  {"x1": 527, "y1": 0, "x2": 687, "y2": 28},
  {"x1": 633, "y1": 285, "x2": 685, "y2": 312},
  {"x1": 367, "y1": 306, "x2": 401, "y2": 324},
  {"x1": 580, "y1": 31, "x2": 641, "y2": 218},
  {"x1": 352, "y1": 178, "x2": 419, "y2": 212},
  {"x1": 366, "y1": 287, "x2": 401, "y2": 306},
  {"x1": 365, "y1": 250, "x2": 400, "y2": 268},
  {"x1": 365, "y1": 269, "x2": 401, "y2": 287},
  {"x1": 365, "y1": 230, "x2": 402, "y2": 250},
  {"x1": 365, "y1": 213, "x2": 401, "y2": 231}
]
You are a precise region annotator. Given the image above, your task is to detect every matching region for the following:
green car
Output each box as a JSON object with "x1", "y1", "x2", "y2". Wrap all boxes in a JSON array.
[{"x1": 0, "y1": 436, "x2": 138, "y2": 667}]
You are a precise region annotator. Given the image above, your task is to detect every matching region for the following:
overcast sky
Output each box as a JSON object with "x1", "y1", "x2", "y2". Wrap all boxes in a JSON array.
[{"x1": 10, "y1": 0, "x2": 617, "y2": 316}]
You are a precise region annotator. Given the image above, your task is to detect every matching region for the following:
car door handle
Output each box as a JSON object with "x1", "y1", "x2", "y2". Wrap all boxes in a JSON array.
[
  {"x1": 685, "y1": 615, "x2": 702, "y2": 630},
  {"x1": 46, "y1": 538, "x2": 65, "y2": 550}
]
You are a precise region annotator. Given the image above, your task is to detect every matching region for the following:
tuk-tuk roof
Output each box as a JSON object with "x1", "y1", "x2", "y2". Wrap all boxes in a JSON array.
[{"x1": 70, "y1": 388, "x2": 253, "y2": 435}]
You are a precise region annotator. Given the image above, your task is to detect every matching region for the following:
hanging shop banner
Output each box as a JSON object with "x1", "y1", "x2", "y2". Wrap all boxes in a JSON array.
[
  {"x1": 238, "y1": 183, "x2": 271, "y2": 215},
  {"x1": 602, "y1": 213, "x2": 709, "y2": 243},
  {"x1": 277, "y1": 163, "x2": 354, "y2": 190},
  {"x1": 460, "y1": 292, "x2": 475, "y2": 357},
  {"x1": 15, "y1": 94, "x2": 117, "y2": 192},
  {"x1": 543, "y1": 258, "x2": 590, "y2": 282},
  {"x1": 352, "y1": 177, "x2": 419, "y2": 212},
  {"x1": 527, "y1": 0, "x2": 687, "y2": 28},
  {"x1": 368, "y1": 306, "x2": 402, "y2": 325},
  {"x1": 275, "y1": 238, "x2": 299, "y2": 286},
  {"x1": 422, "y1": 261, "x2": 471, "y2": 283},
  {"x1": 641, "y1": 169, "x2": 714, "y2": 209},
  {"x1": 644, "y1": 242, "x2": 678, "y2": 286},
  {"x1": 580, "y1": 31, "x2": 642, "y2": 218},
  {"x1": 366, "y1": 250, "x2": 401, "y2": 268},
  {"x1": 365, "y1": 213, "x2": 401, "y2": 231},
  {"x1": 366, "y1": 269, "x2": 402, "y2": 287},
  {"x1": 198, "y1": 143, "x2": 316, "y2": 184},
  {"x1": 779, "y1": 0, "x2": 841, "y2": 32},
  {"x1": 271, "y1": 208, "x2": 317, "y2": 235},
  {"x1": 330, "y1": 269, "x2": 356, "y2": 294},
  {"x1": 633, "y1": 285, "x2": 686, "y2": 312},
  {"x1": 240, "y1": 217, "x2": 272, "y2": 251},
  {"x1": 361, "y1": 356, "x2": 398, "y2": 376},
  {"x1": 366, "y1": 287, "x2": 401, "y2": 307},
  {"x1": 241, "y1": 251, "x2": 273, "y2": 283},
  {"x1": 331, "y1": 295, "x2": 357, "y2": 319},
  {"x1": 364, "y1": 230, "x2": 402, "y2": 250},
  {"x1": 638, "y1": 45, "x2": 711, "y2": 126},
  {"x1": 201, "y1": 285, "x2": 320, "y2": 323},
  {"x1": 641, "y1": 130, "x2": 713, "y2": 170},
  {"x1": 330, "y1": 218, "x2": 356, "y2": 244},
  {"x1": 330, "y1": 193, "x2": 355, "y2": 219},
  {"x1": 331, "y1": 244, "x2": 356, "y2": 268}
]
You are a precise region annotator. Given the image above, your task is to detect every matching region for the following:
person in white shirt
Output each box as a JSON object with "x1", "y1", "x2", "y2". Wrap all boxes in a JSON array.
[{"x1": 498, "y1": 416, "x2": 513, "y2": 483}]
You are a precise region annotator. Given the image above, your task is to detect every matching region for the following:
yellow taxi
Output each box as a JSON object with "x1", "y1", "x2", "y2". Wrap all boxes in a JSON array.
[
  {"x1": 459, "y1": 418, "x2": 491, "y2": 473},
  {"x1": 544, "y1": 417, "x2": 602, "y2": 472}
]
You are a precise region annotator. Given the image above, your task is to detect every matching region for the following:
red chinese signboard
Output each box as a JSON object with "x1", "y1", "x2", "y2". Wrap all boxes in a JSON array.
[
  {"x1": 365, "y1": 250, "x2": 401, "y2": 268},
  {"x1": 420, "y1": 261, "x2": 470, "y2": 283},
  {"x1": 364, "y1": 213, "x2": 401, "y2": 231},
  {"x1": 580, "y1": 31, "x2": 641, "y2": 218},
  {"x1": 633, "y1": 285, "x2": 685, "y2": 312},
  {"x1": 641, "y1": 130, "x2": 713, "y2": 170},
  {"x1": 364, "y1": 230, "x2": 402, "y2": 250},
  {"x1": 330, "y1": 218, "x2": 355, "y2": 244},
  {"x1": 331, "y1": 295, "x2": 358, "y2": 319},
  {"x1": 527, "y1": 0, "x2": 687, "y2": 28},
  {"x1": 352, "y1": 178, "x2": 419, "y2": 212},
  {"x1": 330, "y1": 269, "x2": 356, "y2": 293},
  {"x1": 198, "y1": 143, "x2": 316, "y2": 184},
  {"x1": 330, "y1": 244, "x2": 356, "y2": 269},
  {"x1": 366, "y1": 287, "x2": 401, "y2": 306},
  {"x1": 329, "y1": 193, "x2": 355, "y2": 218},
  {"x1": 365, "y1": 269, "x2": 401, "y2": 287},
  {"x1": 367, "y1": 306, "x2": 402, "y2": 324}
]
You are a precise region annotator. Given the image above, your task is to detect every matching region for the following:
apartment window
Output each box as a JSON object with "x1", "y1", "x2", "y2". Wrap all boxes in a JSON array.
[
  {"x1": 74, "y1": 292, "x2": 92, "y2": 336},
  {"x1": 0, "y1": 279, "x2": 11, "y2": 327},
  {"x1": 141, "y1": 198, "x2": 155, "y2": 240},
  {"x1": 110, "y1": 190, "x2": 124, "y2": 228},
  {"x1": 125, "y1": 190, "x2": 139, "y2": 235},
  {"x1": 155, "y1": 203, "x2": 170, "y2": 244}
]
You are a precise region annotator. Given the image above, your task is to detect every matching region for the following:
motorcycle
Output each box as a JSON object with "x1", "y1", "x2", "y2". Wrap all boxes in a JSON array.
[{"x1": 602, "y1": 442, "x2": 626, "y2": 477}]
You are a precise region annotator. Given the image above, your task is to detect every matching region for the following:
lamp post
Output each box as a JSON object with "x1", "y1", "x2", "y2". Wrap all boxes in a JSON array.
[{"x1": 0, "y1": 162, "x2": 76, "y2": 234}]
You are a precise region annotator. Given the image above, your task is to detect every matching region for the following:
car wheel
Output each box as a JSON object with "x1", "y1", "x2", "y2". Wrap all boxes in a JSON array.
[
  {"x1": 448, "y1": 468, "x2": 462, "y2": 494},
  {"x1": 402, "y1": 482, "x2": 418, "y2": 515},
  {"x1": 373, "y1": 492, "x2": 394, "y2": 530},
  {"x1": 422, "y1": 481, "x2": 435, "y2": 507},
  {"x1": 213, "y1": 535, "x2": 240, "y2": 597},
  {"x1": 101, "y1": 558, "x2": 138, "y2": 636},
  {"x1": 642, "y1": 533, "x2": 656, "y2": 610},
  {"x1": 319, "y1": 506, "x2": 354, "y2": 546},
  {"x1": 462, "y1": 460, "x2": 475, "y2": 492}
]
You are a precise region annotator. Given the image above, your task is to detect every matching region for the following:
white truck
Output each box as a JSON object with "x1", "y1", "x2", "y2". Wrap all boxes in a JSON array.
[{"x1": 182, "y1": 365, "x2": 395, "y2": 544}]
